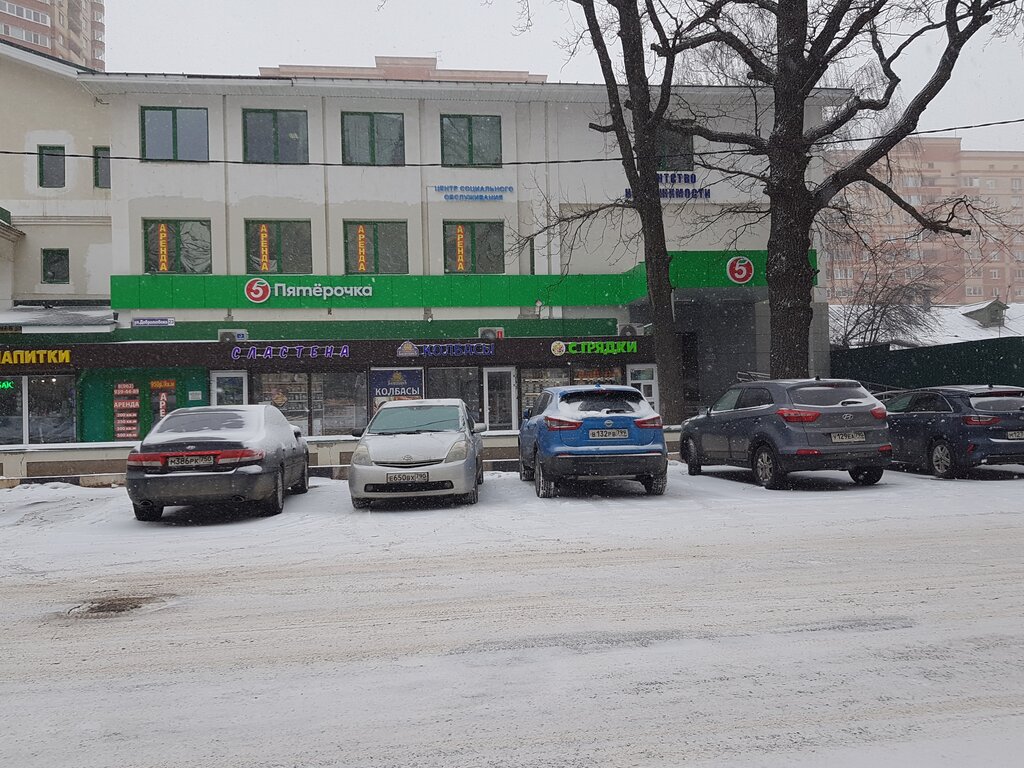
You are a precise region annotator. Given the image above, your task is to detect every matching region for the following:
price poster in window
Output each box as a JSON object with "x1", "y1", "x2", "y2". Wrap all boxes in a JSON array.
[
  {"x1": 369, "y1": 368, "x2": 423, "y2": 414},
  {"x1": 113, "y1": 382, "x2": 141, "y2": 440},
  {"x1": 150, "y1": 379, "x2": 177, "y2": 423}
]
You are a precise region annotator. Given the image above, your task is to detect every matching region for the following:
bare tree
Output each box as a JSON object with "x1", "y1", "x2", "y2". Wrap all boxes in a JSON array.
[{"x1": 529, "y1": 0, "x2": 1021, "y2": 395}]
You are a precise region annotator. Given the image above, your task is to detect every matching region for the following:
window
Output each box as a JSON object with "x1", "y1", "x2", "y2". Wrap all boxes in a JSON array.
[
  {"x1": 342, "y1": 112, "x2": 404, "y2": 166},
  {"x1": 1013, "y1": 178, "x2": 1023, "y2": 191},
  {"x1": 833, "y1": 267, "x2": 854, "y2": 280},
  {"x1": 0, "y1": 376, "x2": 76, "y2": 445},
  {"x1": 711, "y1": 388, "x2": 742, "y2": 412},
  {"x1": 37, "y1": 145, "x2": 65, "y2": 188},
  {"x1": 141, "y1": 107, "x2": 209, "y2": 161},
  {"x1": 243, "y1": 109, "x2": 308, "y2": 164},
  {"x1": 985, "y1": 178, "x2": 997, "y2": 189},
  {"x1": 245, "y1": 220, "x2": 312, "y2": 274},
  {"x1": 656, "y1": 120, "x2": 695, "y2": 171},
  {"x1": 443, "y1": 221, "x2": 504, "y2": 274},
  {"x1": 966, "y1": 286, "x2": 983, "y2": 297},
  {"x1": 343, "y1": 221, "x2": 408, "y2": 274},
  {"x1": 990, "y1": 269, "x2": 1001, "y2": 280},
  {"x1": 143, "y1": 220, "x2": 212, "y2": 274},
  {"x1": 737, "y1": 387, "x2": 772, "y2": 409},
  {"x1": 1016, "y1": 269, "x2": 1024, "y2": 280},
  {"x1": 93, "y1": 146, "x2": 110, "y2": 188},
  {"x1": 441, "y1": 114, "x2": 501, "y2": 167},
  {"x1": 0, "y1": 1, "x2": 50, "y2": 24},
  {"x1": 990, "y1": 251, "x2": 1001, "y2": 261},
  {"x1": 426, "y1": 368, "x2": 481, "y2": 422},
  {"x1": 1, "y1": 22, "x2": 49, "y2": 45},
  {"x1": 41, "y1": 249, "x2": 69, "y2": 284},
  {"x1": 963, "y1": 177, "x2": 980, "y2": 187},
  {"x1": 993, "y1": 287, "x2": 1001, "y2": 297},
  {"x1": 902, "y1": 175, "x2": 920, "y2": 188},
  {"x1": 909, "y1": 394, "x2": 952, "y2": 413}
]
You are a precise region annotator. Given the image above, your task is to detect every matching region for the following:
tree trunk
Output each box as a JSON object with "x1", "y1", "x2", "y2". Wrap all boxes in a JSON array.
[{"x1": 767, "y1": 0, "x2": 816, "y2": 378}]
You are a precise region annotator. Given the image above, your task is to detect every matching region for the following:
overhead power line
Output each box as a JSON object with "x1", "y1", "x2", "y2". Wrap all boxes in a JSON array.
[{"x1": 2, "y1": 117, "x2": 1023, "y2": 169}]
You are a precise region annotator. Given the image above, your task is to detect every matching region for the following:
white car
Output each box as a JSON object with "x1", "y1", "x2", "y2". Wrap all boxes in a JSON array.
[{"x1": 347, "y1": 399, "x2": 485, "y2": 509}]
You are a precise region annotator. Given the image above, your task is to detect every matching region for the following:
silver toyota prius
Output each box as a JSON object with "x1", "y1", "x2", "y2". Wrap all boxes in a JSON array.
[{"x1": 347, "y1": 399, "x2": 484, "y2": 509}]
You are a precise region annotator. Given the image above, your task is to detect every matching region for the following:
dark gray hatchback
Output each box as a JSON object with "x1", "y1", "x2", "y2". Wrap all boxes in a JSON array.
[{"x1": 679, "y1": 379, "x2": 891, "y2": 488}]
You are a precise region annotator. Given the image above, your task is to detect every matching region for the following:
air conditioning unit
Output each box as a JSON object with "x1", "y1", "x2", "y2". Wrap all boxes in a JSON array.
[
  {"x1": 617, "y1": 323, "x2": 646, "y2": 337},
  {"x1": 477, "y1": 326, "x2": 505, "y2": 340},
  {"x1": 218, "y1": 329, "x2": 249, "y2": 343}
]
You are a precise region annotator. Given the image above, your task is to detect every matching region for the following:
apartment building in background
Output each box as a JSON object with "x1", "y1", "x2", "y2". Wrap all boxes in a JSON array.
[
  {"x1": 1, "y1": 0, "x2": 104, "y2": 69},
  {"x1": 825, "y1": 137, "x2": 1024, "y2": 306}
]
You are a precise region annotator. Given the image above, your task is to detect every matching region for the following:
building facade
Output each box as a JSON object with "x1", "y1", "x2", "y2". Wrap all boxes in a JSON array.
[
  {"x1": 1, "y1": 49, "x2": 832, "y2": 446},
  {"x1": 0, "y1": 0, "x2": 103, "y2": 69},
  {"x1": 824, "y1": 137, "x2": 1024, "y2": 306}
]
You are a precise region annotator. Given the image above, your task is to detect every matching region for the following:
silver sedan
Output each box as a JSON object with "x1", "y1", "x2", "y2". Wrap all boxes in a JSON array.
[{"x1": 348, "y1": 399, "x2": 484, "y2": 509}]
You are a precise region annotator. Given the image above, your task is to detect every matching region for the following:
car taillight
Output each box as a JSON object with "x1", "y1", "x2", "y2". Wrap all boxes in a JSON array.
[
  {"x1": 870, "y1": 406, "x2": 887, "y2": 419},
  {"x1": 544, "y1": 415, "x2": 582, "y2": 431},
  {"x1": 635, "y1": 415, "x2": 663, "y2": 429},
  {"x1": 216, "y1": 448, "x2": 266, "y2": 465},
  {"x1": 776, "y1": 408, "x2": 820, "y2": 423},
  {"x1": 879, "y1": 444, "x2": 893, "y2": 453},
  {"x1": 963, "y1": 415, "x2": 1000, "y2": 426},
  {"x1": 126, "y1": 453, "x2": 163, "y2": 468}
]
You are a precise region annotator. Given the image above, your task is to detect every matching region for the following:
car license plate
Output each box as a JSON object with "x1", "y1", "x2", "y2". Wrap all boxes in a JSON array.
[
  {"x1": 386, "y1": 472, "x2": 428, "y2": 483},
  {"x1": 831, "y1": 431, "x2": 866, "y2": 444},
  {"x1": 589, "y1": 429, "x2": 628, "y2": 439},
  {"x1": 1007, "y1": 430, "x2": 1024, "y2": 440},
  {"x1": 167, "y1": 454, "x2": 215, "y2": 468}
]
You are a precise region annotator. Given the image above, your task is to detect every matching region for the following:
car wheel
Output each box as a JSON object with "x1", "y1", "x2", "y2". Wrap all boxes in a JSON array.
[
  {"x1": 752, "y1": 444, "x2": 786, "y2": 489},
  {"x1": 534, "y1": 454, "x2": 556, "y2": 498},
  {"x1": 685, "y1": 437, "x2": 702, "y2": 476},
  {"x1": 133, "y1": 503, "x2": 163, "y2": 522},
  {"x1": 259, "y1": 468, "x2": 285, "y2": 516},
  {"x1": 458, "y1": 484, "x2": 479, "y2": 505},
  {"x1": 351, "y1": 496, "x2": 371, "y2": 510},
  {"x1": 290, "y1": 455, "x2": 310, "y2": 494},
  {"x1": 928, "y1": 438, "x2": 962, "y2": 479},
  {"x1": 519, "y1": 446, "x2": 535, "y2": 481},
  {"x1": 642, "y1": 471, "x2": 668, "y2": 496},
  {"x1": 850, "y1": 466, "x2": 884, "y2": 486}
]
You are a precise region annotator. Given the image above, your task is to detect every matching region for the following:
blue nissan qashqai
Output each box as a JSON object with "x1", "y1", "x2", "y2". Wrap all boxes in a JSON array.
[{"x1": 517, "y1": 384, "x2": 668, "y2": 498}]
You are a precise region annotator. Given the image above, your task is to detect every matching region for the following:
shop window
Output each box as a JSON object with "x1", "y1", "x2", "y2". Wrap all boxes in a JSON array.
[
  {"x1": 243, "y1": 109, "x2": 308, "y2": 164},
  {"x1": 0, "y1": 376, "x2": 76, "y2": 444},
  {"x1": 93, "y1": 146, "x2": 110, "y2": 188},
  {"x1": 521, "y1": 367, "x2": 570, "y2": 413},
  {"x1": 443, "y1": 221, "x2": 505, "y2": 274},
  {"x1": 38, "y1": 145, "x2": 65, "y2": 188},
  {"x1": 344, "y1": 221, "x2": 408, "y2": 274},
  {"x1": 316, "y1": 372, "x2": 368, "y2": 435},
  {"x1": 656, "y1": 120, "x2": 694, "y2": 171},
  {"x1": 342, "y1": 112, "x2": 405, "y2": 166},
  {"x1": 41, "y1": 248, "x2": 70, "y2": 284},
  {"x1": 141, "y1": 107, "x2": 209, "y2": 161},
  {"x1": 245, "y1": 220, "x2": 313, "y2": 274},
  {"x1": 572, "y1": 366, "x2": 624, "y2": 387},
  {"x1": 441, "y1": 114, "x2": 501, "y2": 167},
  {"x1": 426, "y1": 368, "x2": 481, "y2": 421},
  {"x1": 143, "y1": 219, "x2": 212, "y2": 274},
  {"x1": 0, "y1": 376, "x2": 23, "y2": 444}
]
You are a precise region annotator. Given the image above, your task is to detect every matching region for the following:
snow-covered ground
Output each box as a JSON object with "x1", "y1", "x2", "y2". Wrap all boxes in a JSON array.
[{"x1": 2, "y1": 463, "x2": 1023, "y2": 767}]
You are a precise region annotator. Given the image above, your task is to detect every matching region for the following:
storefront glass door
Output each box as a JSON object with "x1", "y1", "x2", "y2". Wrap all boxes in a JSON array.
[
  {"x1": 211, "y1": 371, "x2": 248, "y2": 406},
  {"x1": 483, "y1": 367, "x2": 517, "y2": 431},
  {"x1": 627, "y1": 364, "x2": 659, "y2": 412}
]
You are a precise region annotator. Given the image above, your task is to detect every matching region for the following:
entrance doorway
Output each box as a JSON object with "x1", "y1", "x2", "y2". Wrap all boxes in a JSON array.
[
  {"x1": 210, "y1": 371, "x2": 248, "y2": 406},
  {"x1": 627, "y1": 364, "x2": 659, "y2": 412},
  {"x1": 483, "y1": 367, "x2": 518, "y2": 431}
]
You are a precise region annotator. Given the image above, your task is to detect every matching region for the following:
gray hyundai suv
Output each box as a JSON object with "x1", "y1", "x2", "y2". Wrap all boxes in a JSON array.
[{"x1": 679, "y1": 379, "x2": 892, "y2": 488}]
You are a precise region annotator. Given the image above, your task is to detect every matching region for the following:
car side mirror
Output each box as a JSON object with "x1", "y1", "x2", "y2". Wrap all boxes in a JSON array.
[
  {"x1": 522, "y1": 409, "x2": 531, "y2": 421},
  {"x1": 700, "y1": 407, "x2": 710, "y2": 416},
  {"x1": 351, "y1": 427, "x2": 364, "y2": 438},
  {"x1": 473, "y1": 423, "x2": 486, "y2": 434}
]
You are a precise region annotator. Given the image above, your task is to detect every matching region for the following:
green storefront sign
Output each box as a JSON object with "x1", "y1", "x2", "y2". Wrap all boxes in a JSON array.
[{"x1": 110, "y1": 251, "x2": 815, "y2": 310}]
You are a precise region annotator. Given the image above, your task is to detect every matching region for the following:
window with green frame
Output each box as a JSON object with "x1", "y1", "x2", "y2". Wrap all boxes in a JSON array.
[
  {"x1": 143, "y1": 220, "x2": 212, "y2": 273},
  {"x1": 243, "y1": 109, "x2": 308, "y2": 164},
  {"x1": 342, "y1": 112, "x2": 405, "y2": 166},
  {"x1": 343, "y1": 221, "x2": 408, "y2": 274},
  {"x1": 441, "y1": 115, "x2": 501, "y2": 167},
  {"x1": 41, "y1": 248, "x2": 70, "y2": 284},
  {"x1": 93, "y1": 146, "x2": 110, "y2": 188},
  {"x1": 443, "y1": 221, "x2": 505, "y2": 274},
  {"x1": 38, "y1": 145, "x2": 65, "y2": 188},
  {"x1": 140, "y1": 107, "x2": 209, "y2": 161},
  {"x1": 245, "y1": 220, "x2": 313, "y2": 273}
]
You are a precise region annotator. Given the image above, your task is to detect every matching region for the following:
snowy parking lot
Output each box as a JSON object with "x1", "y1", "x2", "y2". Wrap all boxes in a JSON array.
[{"x1": 2, "y1": 463, "x2": 1023, "y2": 767}]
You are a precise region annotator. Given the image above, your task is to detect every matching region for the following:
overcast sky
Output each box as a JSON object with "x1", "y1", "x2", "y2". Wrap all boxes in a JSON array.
[{"x1": 103, "y1": 0, "x2": 1024, "y2": 150}]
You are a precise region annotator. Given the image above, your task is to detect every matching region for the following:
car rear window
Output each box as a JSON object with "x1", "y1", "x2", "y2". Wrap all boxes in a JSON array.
[
  {"x1": 789, "y1": 385, "x2": 872, "y2": 406},
  {"x1": 968, "y1": 394, "x2": 1024, "y2": 412},
  {"x1": 558, "y1": 390, "x2": 647, "y2": 415},
  {"x1": 368, "y1": 404, "x2": 461, "y2": 434},
  {"x1": 156, "y1": 409, "x2": 258, "y2": 433}
]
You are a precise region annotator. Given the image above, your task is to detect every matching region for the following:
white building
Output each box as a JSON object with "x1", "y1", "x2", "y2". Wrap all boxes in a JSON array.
[{"x1": 1, "y1": 47, "x2": 834, "y2": 444}]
